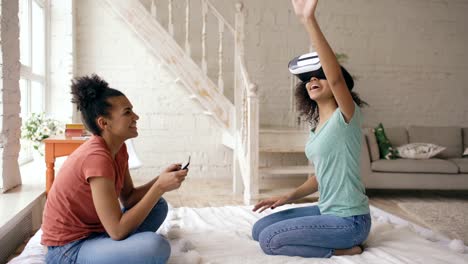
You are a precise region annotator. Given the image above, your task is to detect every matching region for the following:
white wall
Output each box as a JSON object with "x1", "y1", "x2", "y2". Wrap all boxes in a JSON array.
[
  {"x1": 70, "y1": 0, "x2": 468, "y2": 181},
  {"x1": 75, "y1": 0, "x2": 232, "y2": 181},
  {"x1": 207, "y1": 0, "x2": 468, "y2": 169},
  {"x1": 156, "y1": 0, "x2": 468, "y2": 127},
  {"x1": 236, "y1": 0, "x2": 468, "y2": 128}
]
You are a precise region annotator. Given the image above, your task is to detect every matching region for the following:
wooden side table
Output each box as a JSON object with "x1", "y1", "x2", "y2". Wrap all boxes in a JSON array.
[{"x1": 43, "y1": 136, "x2": 87, "y2": 194}]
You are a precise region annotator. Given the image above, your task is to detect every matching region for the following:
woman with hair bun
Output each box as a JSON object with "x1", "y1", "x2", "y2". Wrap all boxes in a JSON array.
[
  {"x1": 252, "y1": 0, "x2": 371, "y2": 258},
  {"x1": 41, "y1": 74, "x2": 186, "y2": 264}
]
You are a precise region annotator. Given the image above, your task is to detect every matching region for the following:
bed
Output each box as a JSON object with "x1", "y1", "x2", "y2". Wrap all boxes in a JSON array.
[{"x1": 8, "y1": 202, "x2": 468, "y2": 264}]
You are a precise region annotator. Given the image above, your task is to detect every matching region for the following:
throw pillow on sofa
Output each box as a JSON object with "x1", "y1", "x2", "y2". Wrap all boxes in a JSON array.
[
  {"x1": 464, "y1": 148, "x2": 468, "y2": 157},
  {"x1": 374, "y1": 123, "x2": 398, "y2": 160},
  {"x1": 397, "y1": 143, "x2": 446, "y2": 159}
]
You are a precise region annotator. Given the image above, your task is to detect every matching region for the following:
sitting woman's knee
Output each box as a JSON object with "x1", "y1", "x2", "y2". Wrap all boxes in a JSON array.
[
  {"x1": 140, "y1": 233, "x2": 171, "y2": 260},
  {"x1": 252, "y1": 218, "x2": 271, "y2": 242},
  {"x1": 258, "y1": 232, "x2": 276, "y2": 255},
  {"x1": 252, "y1": 221, "x2": 263, "y2": 241},
  {"x1": 152, "y1": 234, "x2": 171, "y2": 260}
]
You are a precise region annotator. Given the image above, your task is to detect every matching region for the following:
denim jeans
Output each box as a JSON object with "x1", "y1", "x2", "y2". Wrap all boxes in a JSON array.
[
  {"x1": 252, "y1": 205, "x2": 371, "y2": 258},
  {"x1": 46, "y1": 198, "x2": 170, "y2": 264}
]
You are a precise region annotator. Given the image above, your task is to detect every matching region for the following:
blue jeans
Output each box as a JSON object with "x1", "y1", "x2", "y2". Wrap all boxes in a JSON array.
[
  {"x1": 252, "y1": 205, "x2": 371, "y2": 258},
  {"x1": 46, "y1": 198, "x2": 170, "y2": 264}
]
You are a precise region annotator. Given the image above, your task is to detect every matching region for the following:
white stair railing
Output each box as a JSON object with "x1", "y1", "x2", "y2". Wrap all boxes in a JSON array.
[
  {"x1": 142, "y1": 0, "x2": 259, "y2": 203},
  {"x1": 104, "y1": 0, "x2": 233, "y2": 131},
  {"x1": 233, "y1": 3, "x2": 259, "y2": 203},
  {"x1": 149, "y1": 0, "x2": 238, "y2": 98}
]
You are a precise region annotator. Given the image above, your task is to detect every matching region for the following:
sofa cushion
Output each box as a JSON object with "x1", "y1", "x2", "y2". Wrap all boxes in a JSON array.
[
  {"x1": 450, "y1": 158, "x2": 468, "y2": 173},
  {"x1": 385, "y1": 127, "x2": 408, "y2": 147},
  {"x1": 408, "y1": 126, "x2": 462, "y2": 159},
  {"x1": 363, "y1": 128, "x2": 380, "y2": 162},
  {"x1": 371, "y1": 159, "x2": 459, "y2": 174}
]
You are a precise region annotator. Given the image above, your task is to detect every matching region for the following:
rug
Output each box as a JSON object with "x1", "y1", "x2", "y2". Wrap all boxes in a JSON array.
[
  {"x1": 158, "y1": 203, "x2": 468, "y2": 264},
  {"x1": 398, "y1": 199, "x2": 468, "y2": 244},
  {"x1": 8, "y1": 203, "x2": 468, "y2": 264}
]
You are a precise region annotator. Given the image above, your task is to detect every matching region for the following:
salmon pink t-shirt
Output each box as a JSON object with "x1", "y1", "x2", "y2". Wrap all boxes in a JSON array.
[{"x1": 41, "y1": 136, "x2": 128, "y2": 246}]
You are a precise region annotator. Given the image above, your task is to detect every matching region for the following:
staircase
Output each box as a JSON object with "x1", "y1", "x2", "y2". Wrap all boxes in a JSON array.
[
  {"x1": 259, "y1": 126, "x2": 313, "y2": 178},
  {"x1": 103, "y1": 0, "x2": 313, "y2": 204}
]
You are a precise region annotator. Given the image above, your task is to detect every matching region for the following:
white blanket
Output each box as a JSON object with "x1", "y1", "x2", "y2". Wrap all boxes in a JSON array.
[{"x1": 9, "y1": 204, "x2": 468, "y2": 264}]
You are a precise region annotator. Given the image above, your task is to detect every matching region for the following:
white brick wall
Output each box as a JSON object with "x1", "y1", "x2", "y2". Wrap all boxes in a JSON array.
[
  {"x1": 0, "y1": 0, "x2": 22, "y2": 191},
  {"x1": 0, "y1": 0, "x2": 464, "y2": 189},
  {"x1": 69, "y1": 0, "x2": 468, "y2": 182},
  {"x1": 178, "y1": 0, "x2": 468, "y2": 127},
  {"x1": 236, "y1": 0, "x2": 468, "y2": 128},
  {"x1": 74, "y1": 0, "x2": 232, "y2": 181},
  {"x1": 239, "y1": 0, "x2": 468, "y2": 170}
]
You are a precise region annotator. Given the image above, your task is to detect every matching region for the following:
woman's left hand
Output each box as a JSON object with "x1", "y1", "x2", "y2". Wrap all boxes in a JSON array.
[
  {"x1": 291, "y1": 0, "x2": 318, "y2": 23},
  {"x1": 163, "y1": 163, "x2": 182, "y2": 172}
]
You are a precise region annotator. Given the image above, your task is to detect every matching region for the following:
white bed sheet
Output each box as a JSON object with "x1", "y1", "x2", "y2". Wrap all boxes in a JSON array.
[{"x1": 8, "y1": 203, "x2": 468, "y2": 264}]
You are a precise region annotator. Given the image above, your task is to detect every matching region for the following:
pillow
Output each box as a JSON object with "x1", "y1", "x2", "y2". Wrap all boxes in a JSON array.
[
  {"x1": 374, "y1": 123, "x2": 398, "y2": 160},
  {"x1": 397, "y1": 143, "x2": 446, "y2": 159},
  {"x1": 464, "y1": 147, "x2": 468, "y2": 157}
]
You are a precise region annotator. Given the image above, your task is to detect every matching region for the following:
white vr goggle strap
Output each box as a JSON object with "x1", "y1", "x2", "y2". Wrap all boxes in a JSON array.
[{"x1": 288, "y1": 52, "x2": 354, "y2": 90}]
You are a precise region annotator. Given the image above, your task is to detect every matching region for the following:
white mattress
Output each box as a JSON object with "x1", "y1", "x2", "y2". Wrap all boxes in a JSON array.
[{"x1": 8, "y1": 203, "x2": 468, "y2": 264}]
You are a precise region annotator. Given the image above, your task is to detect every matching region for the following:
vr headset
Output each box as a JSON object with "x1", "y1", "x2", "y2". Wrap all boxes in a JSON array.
[{"x1": 288, "y1": 52, "x2": 354, "y2": 90}]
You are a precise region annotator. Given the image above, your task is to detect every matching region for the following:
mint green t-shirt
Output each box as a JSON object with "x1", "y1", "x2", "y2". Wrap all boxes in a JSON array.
[{"x1": 305, "y1": 103, "x2": 369, "y2": 217}]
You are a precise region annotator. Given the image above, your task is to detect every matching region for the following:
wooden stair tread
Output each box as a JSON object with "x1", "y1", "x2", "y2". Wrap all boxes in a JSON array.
[
  {"x1": 260, "y1": 125, "x2": 309, "y2": 133},
  {"x1": 259, "y1": 165, "x2": 314, "y2": 175},
  {"x1": 260, "y1": 126, "x2": 309, "y2": 153}
]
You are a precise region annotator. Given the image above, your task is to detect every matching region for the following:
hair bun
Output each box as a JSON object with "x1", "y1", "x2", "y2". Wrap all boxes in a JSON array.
[{"x1": 71, "y1": 74, "x2": 109, "y2": 111}]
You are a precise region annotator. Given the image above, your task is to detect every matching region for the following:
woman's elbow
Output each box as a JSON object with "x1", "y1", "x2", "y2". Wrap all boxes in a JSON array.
[
  {"x1": 109, "y1": 231, "x2": 127, "y2": 241},
  {"x1": 107, "y1": 226, "x2": 129, "y2": 241}
]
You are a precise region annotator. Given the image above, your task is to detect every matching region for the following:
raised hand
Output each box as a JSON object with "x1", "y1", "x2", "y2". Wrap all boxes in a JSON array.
[
  {"x1": 252, "y1": 195, "x2": 290, "y2": 213},
  {"x1": 291, "y1": 0, "x2": 318, "y2": 23},
  {"x1": 163, "y1": 163, "x2": 182, "y2": 173},
  {"x1": 155, "y1": 169, "x2": 188, "y2": 193}
]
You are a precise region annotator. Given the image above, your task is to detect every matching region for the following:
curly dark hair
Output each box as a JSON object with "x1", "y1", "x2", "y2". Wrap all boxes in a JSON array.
[
  {"x1": 295, "y1": 81, "x2": 368, "y2": 129},
  {"x1": 71, "y1": 74, "x2": 124, "y2": 136}
]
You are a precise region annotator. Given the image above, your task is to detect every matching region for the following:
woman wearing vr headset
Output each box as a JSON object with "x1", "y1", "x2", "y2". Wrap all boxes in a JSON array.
[{"x1": 252, "y1": 0, "x2": 370, "y2": 258}]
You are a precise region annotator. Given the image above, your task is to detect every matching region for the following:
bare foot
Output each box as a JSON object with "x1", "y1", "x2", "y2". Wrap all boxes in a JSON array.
[{"x1": 334, "y1": 245, "x2": 363, "y2": 256}]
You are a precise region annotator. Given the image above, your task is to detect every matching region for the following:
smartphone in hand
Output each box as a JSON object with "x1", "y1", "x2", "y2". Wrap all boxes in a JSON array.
[{"x1": 182, "y1": 155, "x2": 191, "y2": 170}]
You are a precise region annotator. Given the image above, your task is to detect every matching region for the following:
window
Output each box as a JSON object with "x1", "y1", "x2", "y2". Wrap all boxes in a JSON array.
[{"x1": 18, "y1": 0, "x2": 48, "y2": 164}]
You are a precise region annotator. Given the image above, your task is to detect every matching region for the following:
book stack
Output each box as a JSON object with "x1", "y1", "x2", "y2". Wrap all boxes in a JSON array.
[{"x1": 65, "y1": 123, "x2": 88, "y2": 137}]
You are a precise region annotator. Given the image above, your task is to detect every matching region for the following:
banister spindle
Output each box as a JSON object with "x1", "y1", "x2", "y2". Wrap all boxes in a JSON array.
[
  {"x1": 185, "y1": 0, "x2": 191, "y2": 56},
  {"x1": 218, "y1": 20, "x2": 225, "y2": 93},
  {"x1": 150, "y1": 0, "x2": 157, "y2": 19},
  {"x1": 168, "y1": 0, "x2": 174, "y2": 36},
  {"x1": 201, "y1": 0, "x2": 208, "y2": 74}
]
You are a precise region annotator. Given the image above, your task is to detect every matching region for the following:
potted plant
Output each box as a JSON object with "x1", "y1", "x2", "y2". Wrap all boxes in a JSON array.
[{"x1": 21, "y1": 112, "x2": 64, "y2": 156}]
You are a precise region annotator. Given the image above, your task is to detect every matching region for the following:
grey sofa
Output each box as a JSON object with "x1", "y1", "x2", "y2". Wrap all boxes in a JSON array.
[{"x1": 361, "y1": 126, "x2": 468, "y2": 190}]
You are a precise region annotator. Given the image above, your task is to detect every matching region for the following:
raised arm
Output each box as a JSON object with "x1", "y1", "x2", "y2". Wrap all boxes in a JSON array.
[{"x1": 291, "y1": 0, "x2": 355, "y2": 121}]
